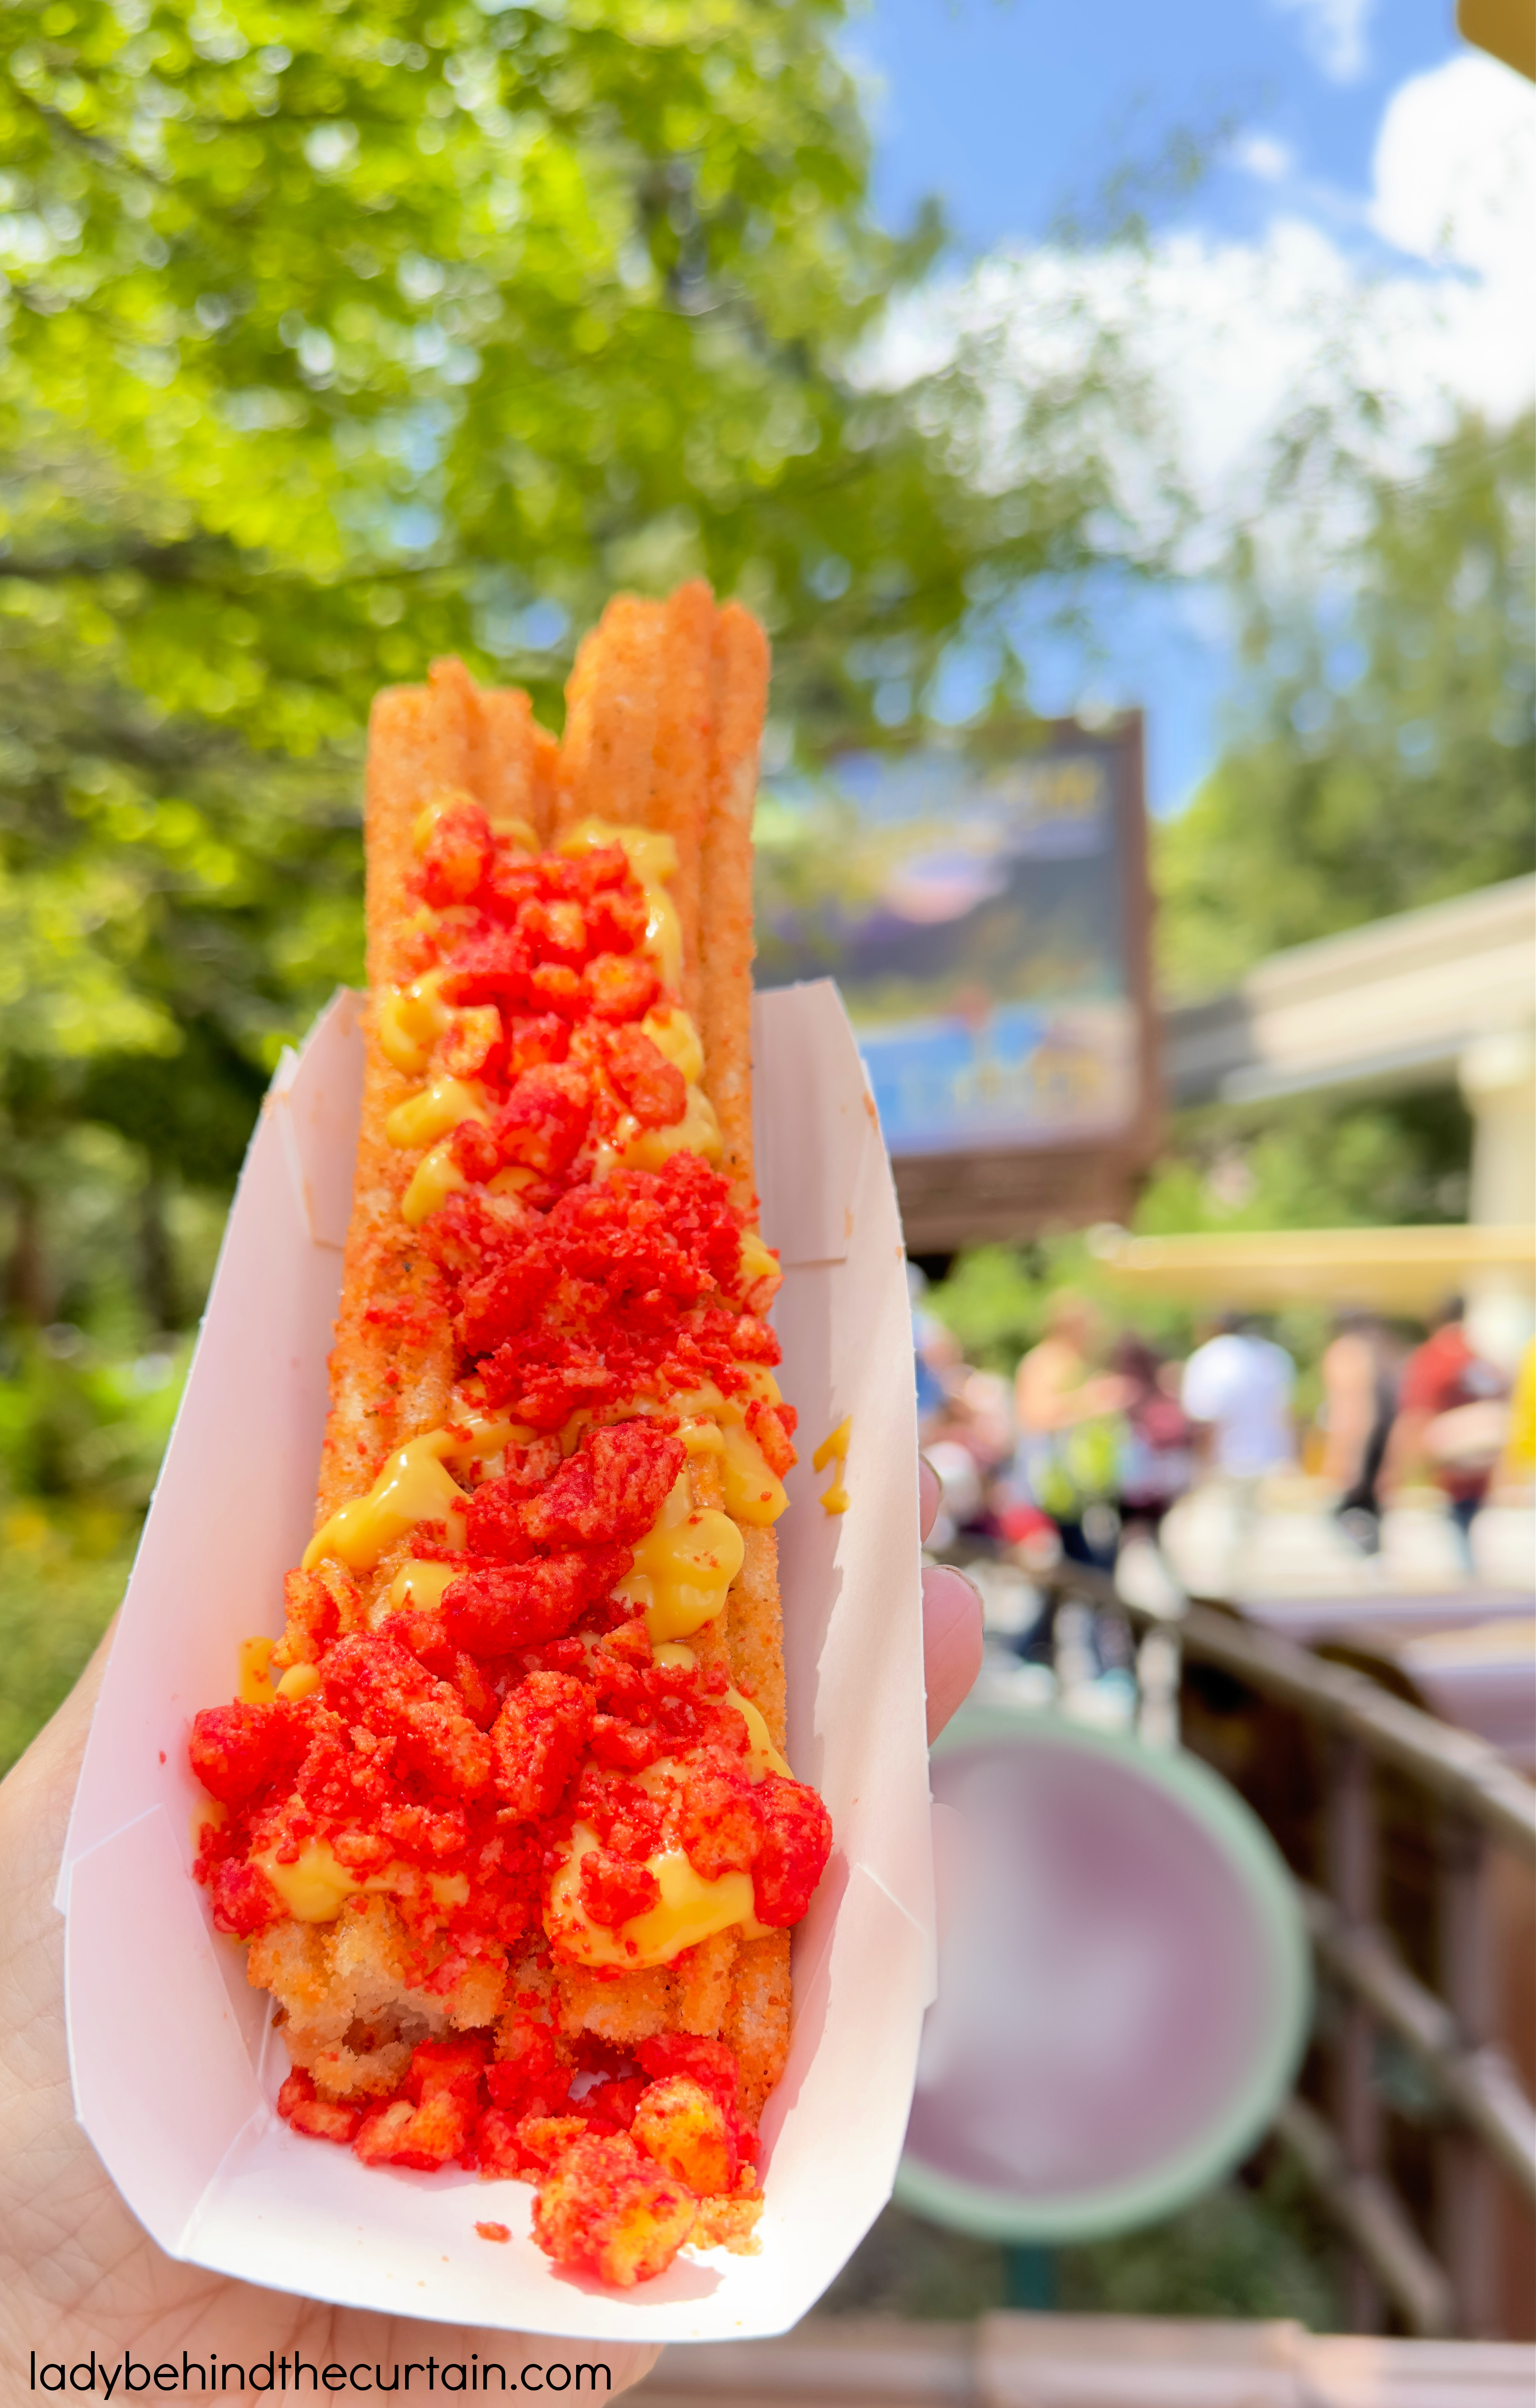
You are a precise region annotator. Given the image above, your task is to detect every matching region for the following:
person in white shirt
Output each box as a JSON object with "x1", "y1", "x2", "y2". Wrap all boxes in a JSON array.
[
  {"x1": 1178, "y1": 1314, "x2": 1296, "y2": 1590},
  {"x1": 1182, "y1": 1315, "x2": 1296, "y2": 1476}
]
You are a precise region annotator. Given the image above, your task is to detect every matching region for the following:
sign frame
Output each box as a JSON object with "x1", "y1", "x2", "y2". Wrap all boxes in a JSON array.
[{"x1": 757, "y1": 714, "x2": 1162, "y2": 1250}]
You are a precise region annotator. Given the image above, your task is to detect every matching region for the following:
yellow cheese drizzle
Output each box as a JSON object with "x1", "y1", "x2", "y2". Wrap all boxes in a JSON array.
[
  {"x1": 736, "y1": 1227, "x2": 779, "y2": 1294},
  {"x1": 616, "y1": 1082, "x2": 723, "y2": 1172},
  {"x1": 302, "y1": 1416, "x2": 534, "y2": 1573},
  {"x1": 377, "y1": 971, "x2": 452, "y2": 1077},
  {"x1": 253, "y1": 1838, "x2": 470, "y2": 1925},
  {"x1": 543, "y1": 1653, "x2": 792, "y2": 1967},
  {"x1": 813, "y1": 1415, "x2": 852, "y2": 1515},
  {"x1": 236, "y1": 1636, "x2": 320, "y2": 1703},
  {"x1": 301, "y1": 1403, "x2": 783, "y2": 1602},
  {"x1": 641, "y1": 1003, "x2": 704, "y2": 1084},
  {"x1": 615, "y1": 1470, "x2": 744, "y2": 1643},
  {"x1": 649, "y1": 1369, "x2": 790, "y2": 1525},
  {"x1": 400, "y1": 1135, "x2": 466, "y2": 1228},
  {"x1": 384, "y1": 1074, "x2": 490, "y2": 1153},
  {"x1": 545, "y1": 1823, "x2": 770, "y2": 1970},
  {"x1": 387, "y1": 1558, "x2": 459, "y2": 1616}
]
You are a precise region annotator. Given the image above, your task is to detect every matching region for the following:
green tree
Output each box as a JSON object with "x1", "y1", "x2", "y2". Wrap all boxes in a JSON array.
[
  {"x1": 1, "y1": 0, "x2": 1149, "y2": 1340},
  {"x1": 1157, "y1": 412, "x2": 1536, "y2": 999}
]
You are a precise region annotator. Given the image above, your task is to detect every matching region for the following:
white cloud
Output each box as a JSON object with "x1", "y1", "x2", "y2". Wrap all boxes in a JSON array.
[
  {"x1": 1371, "y1": 51, "x2": 1533, "y2": 282},
  {"x1": 1230, "y1": 131, "x2": 1295, "y2": 183},
  {"x1": 1274, "y1": 0, "x2": 1373, "y2": 83},
  {"x1": 872, "y1": 54, "x2": 1535, "y2": 565}
]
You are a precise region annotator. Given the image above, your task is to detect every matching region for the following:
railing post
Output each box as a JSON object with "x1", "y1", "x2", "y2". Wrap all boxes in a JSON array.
[
  {"x1": 1326, "y1": 1732, "x2": 1382, "y2": 2332},
  {"x1": 1135, "y1": 1623, "x2": 1182, "y2": 1750},
  {"x1": 1437, "y1": 1810, "x2": 1497, "y2": 2337}
]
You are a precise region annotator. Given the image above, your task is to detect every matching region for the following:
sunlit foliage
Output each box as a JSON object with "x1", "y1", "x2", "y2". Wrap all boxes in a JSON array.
[
  {"x1": 1158, "y1": 413, "x2": 1536, "y2": 998},
  {"x1": 0, "y1": 0, "x2": 1147, "y2": 1374}
]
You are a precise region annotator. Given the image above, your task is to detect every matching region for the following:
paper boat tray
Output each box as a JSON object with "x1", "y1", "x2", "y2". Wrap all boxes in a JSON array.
[{"x1": 57, "y1": 978, "x2": 933, "y2": 2344}]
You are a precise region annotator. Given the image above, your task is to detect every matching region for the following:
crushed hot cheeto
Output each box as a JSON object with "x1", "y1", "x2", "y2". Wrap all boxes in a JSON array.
[{"x1": 188, "y1": 586, "x2": 831, "y2": 2289}]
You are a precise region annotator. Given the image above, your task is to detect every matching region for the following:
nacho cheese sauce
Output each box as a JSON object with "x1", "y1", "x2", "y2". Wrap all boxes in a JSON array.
[
  {"x1": 813, "y1": 1415, "x2": 852, "y2": 1515},
  {"x1": 189, "y1": 798, "x2": 832, "y2": 2287}
]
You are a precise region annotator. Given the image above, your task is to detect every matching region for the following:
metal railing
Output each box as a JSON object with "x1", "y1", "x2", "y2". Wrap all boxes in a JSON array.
[
  {"x1": 1031, "y1": 1560, "x2": 1536, "y2": 2341},
  {"x1": 634, "y1": 2313, "x2": 1536, "y2": 2406}
]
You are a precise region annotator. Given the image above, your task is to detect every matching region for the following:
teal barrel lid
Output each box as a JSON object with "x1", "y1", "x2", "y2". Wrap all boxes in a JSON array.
[{"x1": 896, "y1": 1705, "x2": 1311, "y2": 2243}]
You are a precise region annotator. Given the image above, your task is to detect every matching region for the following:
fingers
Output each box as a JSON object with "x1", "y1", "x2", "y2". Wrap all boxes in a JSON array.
[
  {"x1": 919, "y1": 1454, "x2": 941, "y2": 1542},
  {"x1": 921, "y1": 1563, "x2": 983, "y2": 1744}
]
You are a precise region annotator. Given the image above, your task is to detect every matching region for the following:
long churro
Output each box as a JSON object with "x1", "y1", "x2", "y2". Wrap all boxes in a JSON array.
[{"x1": 188, "y1": 584, "x2": 829, "y2": 2288}]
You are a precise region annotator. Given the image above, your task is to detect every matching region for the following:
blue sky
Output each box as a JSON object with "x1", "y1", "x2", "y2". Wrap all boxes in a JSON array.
[
  {"x1": 843, "y1": 0, "x2": 1503, "y2": 814},
  {"x1": 851, "y1": 0, "x2": 1459, "y2": 258}
]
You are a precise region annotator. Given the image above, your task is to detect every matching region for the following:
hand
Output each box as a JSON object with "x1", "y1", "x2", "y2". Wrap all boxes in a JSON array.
[{"x1": 0, "y1": 1468, "x2": 983, "y2": 2392}]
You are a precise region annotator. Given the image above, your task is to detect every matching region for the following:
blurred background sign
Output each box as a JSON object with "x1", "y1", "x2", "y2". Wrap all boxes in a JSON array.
[
  {"x1": 755, "y1": 718, "x2": 1159, "y2": 1251},
  {"x1": 898, "y1": 1708, "x2": 1310, "y2": 2243}
]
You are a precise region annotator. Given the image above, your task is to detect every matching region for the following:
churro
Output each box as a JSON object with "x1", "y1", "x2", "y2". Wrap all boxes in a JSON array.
[{"x1": 188, "y1": 584, "x2": 829, "y2": 2288}]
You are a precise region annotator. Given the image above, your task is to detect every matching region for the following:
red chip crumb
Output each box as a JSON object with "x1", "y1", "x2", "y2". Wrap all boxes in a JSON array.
[
  {"x1": 605, "y1": 1025, "x2": 686, "y2": 1127},
  {"x1": 492, "y1": 1670, "x2": 593, "y2": 1820},
  {"x1": 532, "y1": 2132, "x2": 697, "y2": 2288},
  {"x1": 277, "y1": 2068, "x2": 361, "y2": 2146},
  {"x1": 420, "y1": 798, "x2": 494, "y2": 906},
  {"x1": 494, "y1": 1062, "x2": 592, "y2": 1176},
  {"x1": 631, "y1": 2075, "x2": 738, "y2": 2195},
  {"x1": 579, "y1": 1846, "x2": 661, "y2": 1929},
  {"x1": 354, "y1": 2089, "x2": 476, "y2": 2171},
  {"x1": 475, "y1": 2221, "x2": 511, "y2": 2243},
  {"x1": 751, "y1": 1775, "x2": 834, "y2": 1927},
  {"x1": 189, "y1": 1699, "x2": 303, "y2": 1806}
]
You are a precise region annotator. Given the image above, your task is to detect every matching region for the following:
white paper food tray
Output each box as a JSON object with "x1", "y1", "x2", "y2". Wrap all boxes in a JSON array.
[{"x1": 57, "y1": 978, "x2": 934, "y2": 2343}]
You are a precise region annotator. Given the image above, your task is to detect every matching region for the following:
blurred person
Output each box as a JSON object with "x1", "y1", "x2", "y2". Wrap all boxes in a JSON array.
[
  {"x1": 952, "y1": 1364, "x2": 1016, "y2": 1472},
  {"x1": 1180, "y1": 1312, "x2": 1296, "y2": 1593},
  {"x1": 924, "y1": 1363, "x2": 1016, "y2": 1484},
  {"x1": 1112, "y1": 1334, "x2": 1196, "y2": 1545},
  {"x1": 1182, "y1": 1312, "x2": 1296, "y2": 1478},
  {"x1": 1384, "y1": 1297, "x2": 1509, "y2": 1567},
  {"x1": 921, "y1": 1341, "x2": 1020, "y2": 1560},
  {"x1": 985, "y1": 1456, "x2": 1066, "y2": 1667},
  {"x1": 1319, "y1": 1311, "x2": 1402, "y2": 1556},
  {"x1": 1109, "y1": 1334, "x2": 1194, "y2": 1623},
  {"x1": 1014, "y1": 1292, "x2": 1129, "y2": 1569},
  {"x1": 923, "y1": 1437, "x2": 986, "y2": 1557},
  {"x1": 910, "y1": 1263, "x2": 964, "y2": 1438},
  {"x1": 992, "y1": 1485, "x2": 1061, "y2": 1573}
]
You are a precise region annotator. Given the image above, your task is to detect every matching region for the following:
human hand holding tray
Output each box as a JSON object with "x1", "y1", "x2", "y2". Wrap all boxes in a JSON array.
[{"x1": 56, "y1": 973, "x2": 932, "y2": 2343}]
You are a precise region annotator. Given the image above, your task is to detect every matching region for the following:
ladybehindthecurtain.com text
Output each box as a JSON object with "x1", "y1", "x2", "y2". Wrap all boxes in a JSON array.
[{"x1": 27, "y1": 2351, "x2": 614, "y2": 2395}]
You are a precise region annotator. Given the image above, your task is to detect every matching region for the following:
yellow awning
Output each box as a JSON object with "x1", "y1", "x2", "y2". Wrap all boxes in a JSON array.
[{"x1": 1091, "y1": 1224, "x2": 1536, "y2": 1311}]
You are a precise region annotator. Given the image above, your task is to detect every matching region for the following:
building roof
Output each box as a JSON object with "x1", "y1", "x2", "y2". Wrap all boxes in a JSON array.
[{"x1": 1163, "y1": 877, "x2": 1536, "y2": 1110}]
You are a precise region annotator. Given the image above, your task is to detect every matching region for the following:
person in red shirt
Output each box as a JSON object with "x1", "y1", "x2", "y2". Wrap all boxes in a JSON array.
[{"x1": 1384, "y1": 1297, "x2": 1509, "y2": 1566}]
